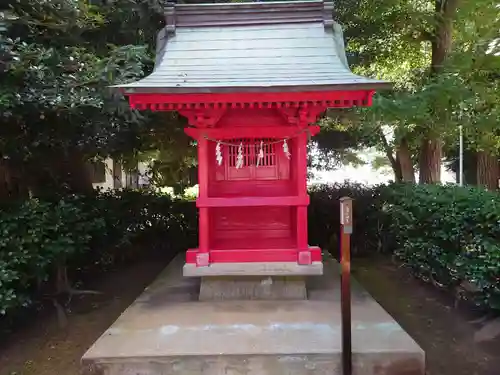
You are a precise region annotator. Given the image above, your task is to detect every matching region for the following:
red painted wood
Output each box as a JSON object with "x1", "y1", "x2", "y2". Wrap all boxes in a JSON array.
[
  {"x1": 218, "y1": 108, "x2": 287, "y2": 128},
  {"x1": 295, "y1": 132, "x2": 309, "y2": 250},
  {"x1": 197, "y1": 137, "x2": 209, "y2": 254},
  {"x1": 197, "y1": 195, "x2": 309, "y2": 208},
  {"x1": 186, "y1": 246, "x2": 322, "y2": 263},
  {"x1": 125, "y1": 82, "x2": 382, "y2": 272},
  {"x1": 211, "y1": 206, "x2": 292, "y2": 250},
  {"x1": 184, "y1": 125, "x2": 320, "y2": 139},
  {"x1": 126, "y1": 90, "x2": 375, "y2": 110},
  {"x1": 181, "y1": 105, "x2": 321, "y2": 269},
  {"x1": 125, "y1": 89, "x2": 382, "y2": 271},
  {"x1": 212, "y1": 235, "x2": 294, "y2": 248}
]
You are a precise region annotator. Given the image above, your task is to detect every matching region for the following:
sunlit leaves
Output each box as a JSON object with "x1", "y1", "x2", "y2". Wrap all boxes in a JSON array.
[{"x1": 334, "y1": 0, "x2": 500, "y2": 163}]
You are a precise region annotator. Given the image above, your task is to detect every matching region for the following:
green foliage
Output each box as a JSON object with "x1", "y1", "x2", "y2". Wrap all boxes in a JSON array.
[
  {"x1": 309, "y1": 182, "x2": 500, "y2": 311},
  {"x1": 0, "y1": 0, "x2": 185, "y2": 196},
  {"x1": 331, "y1": 0, "x2": 500, "y2": 175},
  {"x1": 0, "y1": 196, "x2": 105, "y2": 314},
  {"x1": 308, "y1": 182, "x2": 390, "y2": 255},
  {"x1": 384, "y1": 183, "x2": 500, "y2": 309},
  {"x1": 2, "y1": 182, "x2": 499, "y2": 317},
  {"x1": 0, "y1": 190, "x2": 196, "y2": 317}
]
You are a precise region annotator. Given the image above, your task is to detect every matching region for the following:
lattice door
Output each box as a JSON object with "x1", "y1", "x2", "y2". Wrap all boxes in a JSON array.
[{"x1": 226, "y1": 138, "x2": 278, "y2": 180}]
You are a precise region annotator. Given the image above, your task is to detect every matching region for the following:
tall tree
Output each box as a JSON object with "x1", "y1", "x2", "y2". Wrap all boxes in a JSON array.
[
  {"x1": 335, "y1": 0, "x2": 500, "y2": 187},
  {"x1": 446, "y1": 0, "x2": 500, "y2": 189},
  {"x1": 417, "y1": 0, "x2": 459, "y2": 184},
  {"x1": 0, "y1": 0, "x2": 192, "y2": 196}
]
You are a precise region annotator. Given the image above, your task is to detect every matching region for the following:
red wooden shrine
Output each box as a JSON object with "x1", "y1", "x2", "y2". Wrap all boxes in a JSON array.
[{"x1": 115, "y1": 1, "x2": 388, "y2": 275}]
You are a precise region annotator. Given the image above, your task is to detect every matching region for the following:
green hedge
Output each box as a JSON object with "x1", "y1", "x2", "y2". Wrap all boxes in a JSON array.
[
  {"x1": 1, "y1": 183, "x2": 499, "y2": 317},
  {"x1": 383, "y1": 183, "x2": 500, "y2": 310},
  {"x1": 310, "y1": 182, "x2": 500, "y2": 311},
  {"x1": 308, "y1": 182, "x2": 389, "y2": 255},
  {"x1": 0, "y1": 190, "x2": 196, "y2": 316}
]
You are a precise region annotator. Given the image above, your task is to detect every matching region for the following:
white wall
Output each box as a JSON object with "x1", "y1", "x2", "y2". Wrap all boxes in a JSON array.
[
  {"x1": 91, "y1": 159, "x2": 115, "y2": 190},
  {"x1": 91, "y1": 158, "x2": 151, "y2": 191}
]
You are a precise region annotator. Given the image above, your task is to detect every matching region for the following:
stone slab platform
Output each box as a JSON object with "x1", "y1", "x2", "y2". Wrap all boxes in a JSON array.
[
  {"x1": 82, "y1": 255, "x2": 425, "y2": 375},
  {"x1": 183, "y1": 262, "x2": 323, "y2": 277}
]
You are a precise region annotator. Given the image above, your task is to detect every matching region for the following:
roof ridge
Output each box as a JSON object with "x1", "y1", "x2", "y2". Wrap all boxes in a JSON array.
[{"x1": 165, "y1": 1, "x2": 334, "y2": 32}]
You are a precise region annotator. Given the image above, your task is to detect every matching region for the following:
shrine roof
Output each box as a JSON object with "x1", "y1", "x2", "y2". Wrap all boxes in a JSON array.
[{"x1": 115, "y1": 1, "x2": 389, "y2": 94}]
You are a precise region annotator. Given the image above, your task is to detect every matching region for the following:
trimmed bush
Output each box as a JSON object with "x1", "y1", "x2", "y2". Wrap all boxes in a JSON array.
[
  {"x1": 384, "y1": 183, "x2": 500, "y2": 310},
  {"x1": 0, "y1": 197, "x2": 105, "y2": 315},
  {"x1": 308, "y1": 182, "x2": 500, "y2": 311},
  {"x1": 1, "y1": 182, "x2": 499, "y2": 317},
  {"x1": 0, "y1": 190, "x2": 196, "y2": 317},
  {"x1": 308, "y1": 182, "x2": 390, "y2": 256}
]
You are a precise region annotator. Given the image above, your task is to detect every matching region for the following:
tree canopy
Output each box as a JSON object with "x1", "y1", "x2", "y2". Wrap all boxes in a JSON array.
[
  {"x1": 316, "y1": 0, "x2": 500, "y2": 187},
  {"x1": 0, "y1": 0, "x2": 499, "y2": 194}
]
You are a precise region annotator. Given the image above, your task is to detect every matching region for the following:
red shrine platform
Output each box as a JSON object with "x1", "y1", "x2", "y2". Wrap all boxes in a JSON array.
[{"x1": 115, "y1": 0, "x2": 389, "y2": 276}]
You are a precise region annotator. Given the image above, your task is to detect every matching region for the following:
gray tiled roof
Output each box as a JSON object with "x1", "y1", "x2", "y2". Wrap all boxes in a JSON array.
[{"x1": 116, "y1": 1, "x2": 388, "y2": 94}]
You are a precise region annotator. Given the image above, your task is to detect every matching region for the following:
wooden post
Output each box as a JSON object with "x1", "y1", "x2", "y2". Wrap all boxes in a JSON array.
[
  {"x1": 197, "y1": 137, "x2": 210, "y2": 267},
  {"x1": 296, "y1": 132, "x2": 309, "y2": 257},
  {"x1": 339, "y1": 196, "x2": 353, "y2": 375}
]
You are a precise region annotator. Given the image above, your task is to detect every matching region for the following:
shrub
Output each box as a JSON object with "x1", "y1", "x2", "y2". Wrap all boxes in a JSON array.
[
  {"x1": 308, "y1": 182, "x2": 390, "y2": 256},
  {"x1": 0, "y1": 197, "x2": 105, "y2": 315},
  {"x1": 2, "y1": 181, "x2": 499, "y2": 317},
  {"x1": 384, "y1": 183, "x2": 500, "y2": 310},
  {"x1": 308, "y1": 182, "x2": 500, "y2": 311},
  {"x1": 0, "y1": 190, "x2": 196, "y2": 317}
]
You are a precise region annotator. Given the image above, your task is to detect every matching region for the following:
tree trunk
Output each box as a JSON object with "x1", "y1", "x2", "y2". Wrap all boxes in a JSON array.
[
  {"x1": 418, "y1": 0, "x2": 459, "y2": 184},
  {"x1": 476, "y1": 151, "x2": 499, "y2": 190},
  {"x1": 0, "y1": 159, "x2": 31, "y2": 201},
  {"x1": 431, "y1": 0, "x2": 459, "y2": 74},
  {"x1": 396, "y1": 137, "x2": 415, "y2": 183},
  {"x1": 392, "y1": 153, "x2": 404, "y2": 183},
  {"x1": 419, "y1": 137, "x2": 442, "y2": 184},
  {"x1": 64, "y1": 151, "x2": 94, "y2": 194},
  {"x1": 378, "y1": 127, "x2": 402, "y2": 182}
]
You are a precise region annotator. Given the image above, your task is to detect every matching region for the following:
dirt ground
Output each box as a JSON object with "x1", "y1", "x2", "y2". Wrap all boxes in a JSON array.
[
  {"x1": 0, "y1": 260, "x2": 168, "y2": 375},
  {"x1": 353, "y1": 257, "x2": 500, "y2": 375},
  {"x1": 0, "y1": 256, "x2": 499, "y2": 375}
]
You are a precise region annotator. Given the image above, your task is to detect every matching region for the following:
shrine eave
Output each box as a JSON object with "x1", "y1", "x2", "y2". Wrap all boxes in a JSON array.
[
  {"x1": 121, "y1": 80, "x2": 390, "y2": 94},
  {"x1": 125, "y1": 88, "x2": 383, "y2": 111},
  {"x1": 113, "y1": 0, "x2": 392, "y2": 104}
]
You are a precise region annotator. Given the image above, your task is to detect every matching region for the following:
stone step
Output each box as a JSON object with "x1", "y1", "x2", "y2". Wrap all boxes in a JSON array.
[{"x1": 82, "y1": 255, "x2": 425, "y2": 375}]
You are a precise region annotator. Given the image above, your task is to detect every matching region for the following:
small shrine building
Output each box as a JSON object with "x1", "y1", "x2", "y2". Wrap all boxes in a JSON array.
[{"x1": 115, "y1": 0, "x2": 389, "y2": 277}]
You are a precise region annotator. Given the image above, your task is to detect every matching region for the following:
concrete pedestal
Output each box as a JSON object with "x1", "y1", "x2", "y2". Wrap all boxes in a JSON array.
[
  {"x1": 199, "y1": 276, "x2": 307, "y2": 301},
  {"x1": 82, "y1": 255, "x2": 425, "y2": 375}
]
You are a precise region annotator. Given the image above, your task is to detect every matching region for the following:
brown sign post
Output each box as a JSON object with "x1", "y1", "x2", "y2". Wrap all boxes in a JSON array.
[{"x1": 339, "y1": 196, "x2": 353, "y2": 375}]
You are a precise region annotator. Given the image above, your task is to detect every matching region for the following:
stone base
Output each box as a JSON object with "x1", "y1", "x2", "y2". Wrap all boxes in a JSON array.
[
  {"x1": 199, "y1": 276, "x2": 306, "y2": 301},
  {"x1": 82, "y1": 255, "x2": 425, "y2": 375},
  {"x1": 183, "y1": 261, "x2": 323, "y2": 277}
]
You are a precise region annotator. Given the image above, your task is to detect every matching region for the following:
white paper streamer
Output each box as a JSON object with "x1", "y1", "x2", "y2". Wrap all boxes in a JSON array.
[
  {"x1": 215, "y1": 141, "x2": 223, "y2": 166},
  {"x1": 283, "y1": 139, "x2": 291, "y2": 159},
  {"x1": 256, "y1": 140, "x2": 264, "y2": 167},
  {"x1": 236, "y1": 142, "x2": 244, "y2": 169}
]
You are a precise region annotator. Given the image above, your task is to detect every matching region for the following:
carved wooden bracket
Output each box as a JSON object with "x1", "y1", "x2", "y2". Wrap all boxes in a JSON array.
[
  {"x1": 178, "y1": 109, "x2": 227, "y2": 128},
  {"x1": 278, "y1": 106, "x2": 327, "y2": 127}
]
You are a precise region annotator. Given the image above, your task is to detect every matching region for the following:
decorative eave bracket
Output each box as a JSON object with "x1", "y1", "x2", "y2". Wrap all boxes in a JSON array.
[
  {"x1": 126, "y1": 90, "x2": 375, "y2": 113},
  {"x1": 178, "y1": 109, "x2": 227, "y2": 128}
]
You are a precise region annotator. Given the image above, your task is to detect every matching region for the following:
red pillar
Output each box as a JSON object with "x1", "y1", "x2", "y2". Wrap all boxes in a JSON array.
[
  {"x1": 197, "y1": 137, "x2": 210, "y2": 267},
  {"x1": 295, "y1": 131, "x2": 310, "y2": 264}
]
